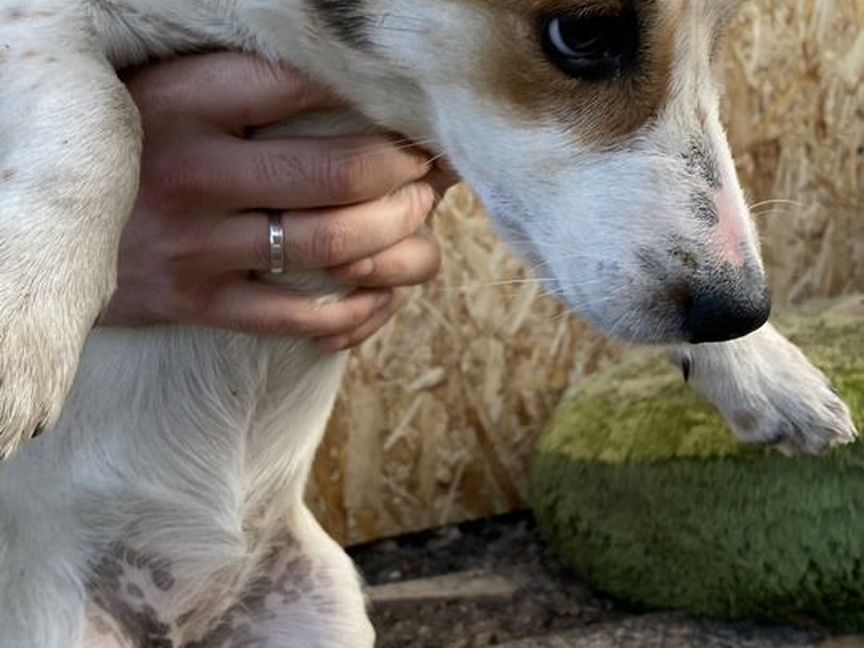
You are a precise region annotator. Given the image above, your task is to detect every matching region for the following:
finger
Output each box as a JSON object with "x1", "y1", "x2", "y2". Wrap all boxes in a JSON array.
[
  {"x1": 205, "y1": 282, "x2": 395, "y2": 338},
  {"x1": 328, "y1": 230, "x2": 441, "y2": 287},
  {"x1": 127, "y1": 53, "x2": 345, "y2": 133},
  {"x1": 209, "y1": 182, "x2": 435, "y2": 272},
  {"x1": 211, "y1": 136, "x2": 433, "y2": 210},
  {"x1": 317, "y1": 288, "x2": 410, "y2": 353},
  {"x1": 281, "y1": 182, "x2": 436, "y2": 269}
]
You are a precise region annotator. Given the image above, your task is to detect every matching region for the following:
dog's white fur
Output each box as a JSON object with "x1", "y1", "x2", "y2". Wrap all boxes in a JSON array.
[{"x1": 0, "y1": 1, "x2": 857, "y2": 646}]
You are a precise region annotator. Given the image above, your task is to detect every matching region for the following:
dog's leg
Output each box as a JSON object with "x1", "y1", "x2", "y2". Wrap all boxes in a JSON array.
[
  {"x1": 671, "y1": 323, "x2": 858, "y2": 454},
  {"x1": 0, "y1": 8, "x2": 141, "y2": 445},
  {"x1": 252, "y1": 503, "x2": 374, "y2": 648},
  {"x1": 186, "y1": 504, "x2": 374, "y2": 648},
  {"x1": 0, "y1": 464, "x2": 86, "y2": 648}
]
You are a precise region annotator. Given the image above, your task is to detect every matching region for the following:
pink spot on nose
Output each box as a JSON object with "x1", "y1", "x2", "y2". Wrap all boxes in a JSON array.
[{"x1": 710, "y1": 185, "x2": 748, "y2": 266}]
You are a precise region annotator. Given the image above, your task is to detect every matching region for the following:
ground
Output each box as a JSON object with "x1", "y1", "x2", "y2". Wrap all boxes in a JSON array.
[{"x1": 350, "y1": 512, "x2": 864, "y2": 648}]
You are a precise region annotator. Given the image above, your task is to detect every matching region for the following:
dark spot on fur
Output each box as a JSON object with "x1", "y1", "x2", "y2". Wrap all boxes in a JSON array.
[
  {"x1": 126, "y1": 583, "x2": 145, "y2": 599},
  {"x1": 151, "y1": 563, "x2": 175, "y2": 591},
  {"x1": 684, "y1": 138, "x2": 722, "y2": 190},
  {"x1": 239, "y1": 575, "x2": 272, "y2": 614},
  {"x1": 148, "y1": 639, "x2": 174, "y2": 648},
  {"x1": 88, "y1": 583, "x2": 175, "y2": 648},
  {"x1": 108, "y1": 543, "x2": 175, "y2": 591},
  {"x1": 691, "y1": 191, "x2": 719, "y2": 225},
  {"x1": 637, "y1": 248, "x2": 668, "y2": 280},
  {"x1": 732, "y1": 411, "x2": 759, "y2": 434},
  {"x1": 186, "y1": 617, "x2": 260, "y2": 648},
  {"x1": 285, "y1": 555, "x2": 315, "y2": 589},
  {"x1": 281, "y1": 588, "x2": 302, "y2": 604},
  {"x1": 669, "y1": 246, "x2": 699, "y2": 272},
  {"x1": 92, "y1": 557, "x2": 124, "y2": 592},
  {"x1": 87, "y1": 542, "x2": 181, "y2": 646},
  {"x1": 313, "y1": 569, "x2": 334, "y2": 589},
  {"x1": 116, "y1": 544, "x2": 147, "y2": 570},
  {"x1": 176, "y1": 608, "x2": 198, "y2": 627},
  {"x1": 308, "y1": 0, "x2": 372, "y2": 50}
]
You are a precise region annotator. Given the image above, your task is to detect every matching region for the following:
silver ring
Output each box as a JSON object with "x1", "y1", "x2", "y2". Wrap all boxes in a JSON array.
[{"x1": 268, "y1": 214, "x2": 285, "y2": 275}]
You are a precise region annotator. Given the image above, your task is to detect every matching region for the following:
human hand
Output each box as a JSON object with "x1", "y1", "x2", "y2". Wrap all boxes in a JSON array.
[{"x1": 103, "y1": 53, "x2": 454, "y2": 351}]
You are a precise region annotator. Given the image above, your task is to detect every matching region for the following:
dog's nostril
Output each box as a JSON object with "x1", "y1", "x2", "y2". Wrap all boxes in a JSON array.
[{"x1": 683, "y1": 283, "x2": 772, "y2": 344}]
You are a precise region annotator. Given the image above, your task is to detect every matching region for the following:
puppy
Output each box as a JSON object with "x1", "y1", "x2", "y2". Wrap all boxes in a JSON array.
[{"x1": 0, "y1": 1, "x2": 856, "y2": 646}]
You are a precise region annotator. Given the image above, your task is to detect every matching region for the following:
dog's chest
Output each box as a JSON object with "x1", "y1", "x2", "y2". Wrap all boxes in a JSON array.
[{"x1": 62, "y1": 329, "x2": 349, "y2": 639}]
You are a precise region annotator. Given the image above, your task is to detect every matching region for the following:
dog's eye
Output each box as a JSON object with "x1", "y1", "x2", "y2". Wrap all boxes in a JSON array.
[{"x1": 541, "y1": 13, "x2": 639, "y2": 81}]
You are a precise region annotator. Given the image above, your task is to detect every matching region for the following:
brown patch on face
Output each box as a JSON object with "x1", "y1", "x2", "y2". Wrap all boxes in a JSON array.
[
  {"x1": 464, "y1": 0, "x2": 681, "y2": 147},
  {"x1": 0, "y1": 170, "x2": 15, "y2": 182}
]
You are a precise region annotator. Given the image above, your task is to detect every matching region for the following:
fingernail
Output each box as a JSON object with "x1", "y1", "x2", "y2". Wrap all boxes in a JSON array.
[{"x1": 318, "y1": 336, "x2": 348, "y2": 354}]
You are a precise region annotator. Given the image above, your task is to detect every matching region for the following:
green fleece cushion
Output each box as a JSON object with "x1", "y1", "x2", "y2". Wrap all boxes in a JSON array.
[{"x1": 530, "y1": 302, "x2": 864, "y2": 630}]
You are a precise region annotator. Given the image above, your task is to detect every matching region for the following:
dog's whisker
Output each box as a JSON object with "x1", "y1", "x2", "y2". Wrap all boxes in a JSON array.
[
  {"x1": 752, "y1": 210, "x2": 797, "y2": 219},
  {"x1": 437, "y1": 277, "x2": 557, "y2": 293},
  {"x1": 748, "y1": 198, "x2": 805, "y2": 211}
]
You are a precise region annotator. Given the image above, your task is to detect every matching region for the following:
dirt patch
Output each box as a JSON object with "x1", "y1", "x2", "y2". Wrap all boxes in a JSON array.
[{"x1": 350, "y1": 512, "x2": 847, "y2": 648}]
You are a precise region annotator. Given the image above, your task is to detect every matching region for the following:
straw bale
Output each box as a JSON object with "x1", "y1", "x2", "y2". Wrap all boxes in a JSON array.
[
  {"x1": 724, "y1": 0, "x2": 864, "y2": 302},
  {"x1": 309, "y1": 0, "x2": 864, "y2": 545}
]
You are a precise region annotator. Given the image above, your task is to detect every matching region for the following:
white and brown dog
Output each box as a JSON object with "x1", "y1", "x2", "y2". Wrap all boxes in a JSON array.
[{"x1": 0, "y1": 1, "x2": 857, "y2": 646}]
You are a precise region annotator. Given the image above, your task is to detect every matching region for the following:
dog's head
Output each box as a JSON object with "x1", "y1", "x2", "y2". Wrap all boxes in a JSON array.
[{"x1": 304, "y1": 0, "x2": 770, "y2": 344}]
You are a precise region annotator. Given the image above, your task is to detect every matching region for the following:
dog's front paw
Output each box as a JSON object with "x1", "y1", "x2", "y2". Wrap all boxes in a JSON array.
[
  {"x1": 0, "y1": 304, "x2": 94, "y2": 455},
  {"x1": 679, "y1": 324, "x2": 858, "y2": 456},
  {"x1": 725, "y1": 362, "x2": 856, "y2": 456}
]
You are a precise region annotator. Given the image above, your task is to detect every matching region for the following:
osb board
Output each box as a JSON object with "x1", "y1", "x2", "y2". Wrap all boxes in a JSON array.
[
  {"x1": 309, "y1": 0, "x2": 864, "y2": 546},
  {"x1": 725, "y1": 0, "x2": 864, "y2": 301}
]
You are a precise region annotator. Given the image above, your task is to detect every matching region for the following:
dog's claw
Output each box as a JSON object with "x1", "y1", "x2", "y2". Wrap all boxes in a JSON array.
[{"x1": 681, "y1": 355, "x2": 692, "y2": 383}]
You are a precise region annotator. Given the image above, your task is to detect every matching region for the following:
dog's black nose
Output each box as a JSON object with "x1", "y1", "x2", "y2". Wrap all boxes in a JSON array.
[{"x1": 683, "y1": 282, "x2": 772, "y2": 343}]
